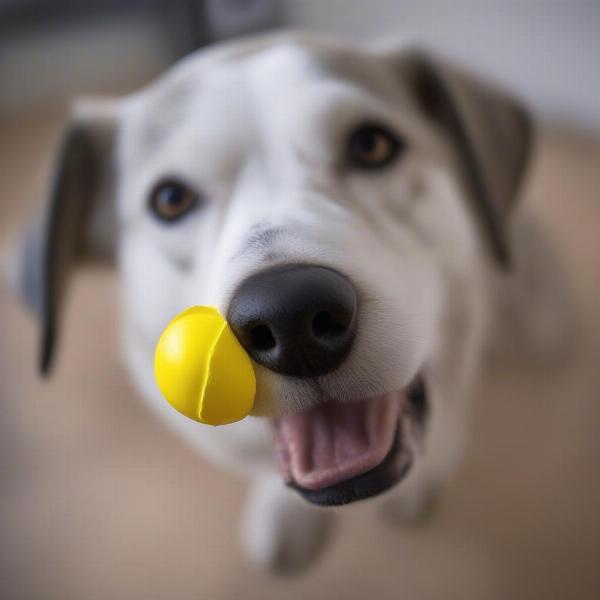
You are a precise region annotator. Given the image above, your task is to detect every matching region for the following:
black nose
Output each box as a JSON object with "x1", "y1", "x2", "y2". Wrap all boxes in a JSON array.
[{"x1": 227, "y1": 265, "x2": 358, "y2": 377}]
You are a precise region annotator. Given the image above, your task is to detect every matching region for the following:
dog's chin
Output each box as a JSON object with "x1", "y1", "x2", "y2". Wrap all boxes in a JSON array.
[{"x1": 272, "y1": 377, "x2": 428, "y2": 507}]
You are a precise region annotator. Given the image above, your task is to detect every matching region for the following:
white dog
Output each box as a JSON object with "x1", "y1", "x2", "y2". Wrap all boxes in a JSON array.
[{"x1": 11, "y1": 31, "x2": 564, "y2": 573}]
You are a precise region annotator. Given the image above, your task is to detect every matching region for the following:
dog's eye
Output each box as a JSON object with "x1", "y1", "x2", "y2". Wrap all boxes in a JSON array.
[
  {"x1": 347, "y1": 124, "x2": 404, "y2": 170},
  {"x1": 149, "y1": 179, "x2": 199, "y2": 222}
]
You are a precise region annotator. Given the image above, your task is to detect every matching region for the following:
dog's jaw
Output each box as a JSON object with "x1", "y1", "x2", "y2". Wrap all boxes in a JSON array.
[{"x1": 271, "y1": 377, "x2": 428, "y2": 506}]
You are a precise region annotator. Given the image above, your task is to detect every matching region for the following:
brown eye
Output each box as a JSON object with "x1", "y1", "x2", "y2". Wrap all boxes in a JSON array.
[
  {"x1": 348, "y1": 123, "x2": 404, "y2": 169},
  {"x1": 149, "y1": 179, "x2": 199, "y2": 222}
]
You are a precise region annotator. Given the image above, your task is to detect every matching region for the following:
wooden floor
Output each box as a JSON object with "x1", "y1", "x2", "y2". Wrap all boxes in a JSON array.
[{"x1": 1, "y1": 112, "x2": 599, "y2": 600}]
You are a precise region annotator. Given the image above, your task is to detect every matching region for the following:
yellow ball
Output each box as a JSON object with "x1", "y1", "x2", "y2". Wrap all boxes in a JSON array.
[{"x1": 154, "y1": 306, "x2": 256, "y2": 426}]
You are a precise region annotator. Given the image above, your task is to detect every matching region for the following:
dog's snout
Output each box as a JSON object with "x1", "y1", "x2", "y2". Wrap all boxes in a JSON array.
[{"x1": 227, "y1": 265, "x2": 357, "y2": 377}]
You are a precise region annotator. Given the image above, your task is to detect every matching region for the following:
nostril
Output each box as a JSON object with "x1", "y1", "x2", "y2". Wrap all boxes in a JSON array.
[
  {"x1": 249, "y1": 323, "x2": 277, "y2": 352},
  {"x1": 311, "y1": 310, "x2": 347, "y2": 339}
]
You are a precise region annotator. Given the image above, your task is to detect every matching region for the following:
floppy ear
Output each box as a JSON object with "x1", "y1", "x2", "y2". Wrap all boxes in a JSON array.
[
  {"x1": 394, "y1": 50, "x2": 533, "y2": 268},
  {"x1": 12, "y1": 98, "x2": 120, "y2": 375}
]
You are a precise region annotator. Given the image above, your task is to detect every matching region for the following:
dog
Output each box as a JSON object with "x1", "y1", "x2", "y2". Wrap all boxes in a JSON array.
[{"x1": 9, "y1": 31, "x2": 569, "y2": 574}]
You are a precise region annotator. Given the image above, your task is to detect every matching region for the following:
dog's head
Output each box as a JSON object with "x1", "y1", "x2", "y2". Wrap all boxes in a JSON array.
[{"x1": 13, "y1": 33, "x2": 532, "y2": 506}]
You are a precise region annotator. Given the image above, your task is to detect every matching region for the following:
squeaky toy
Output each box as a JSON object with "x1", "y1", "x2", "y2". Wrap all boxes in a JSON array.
[{"x1": 154, "y1": 306, "x2": 256, "y2": 426}]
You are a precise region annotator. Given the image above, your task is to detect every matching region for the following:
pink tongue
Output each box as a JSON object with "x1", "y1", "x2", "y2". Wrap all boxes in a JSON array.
[{"x1": 273, "y1": 392, "x2": 403, "y2": 490}]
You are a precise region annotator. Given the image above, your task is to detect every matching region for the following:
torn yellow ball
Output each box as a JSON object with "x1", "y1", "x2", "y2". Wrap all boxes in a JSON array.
[{"x1": 154, "y1": 306, "x2": 256, "y2": 426}]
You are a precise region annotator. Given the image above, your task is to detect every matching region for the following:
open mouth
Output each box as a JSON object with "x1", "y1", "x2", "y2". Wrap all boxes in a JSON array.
[{"x1": 272, "y1": 377, "x2": 428, "y2": 506}]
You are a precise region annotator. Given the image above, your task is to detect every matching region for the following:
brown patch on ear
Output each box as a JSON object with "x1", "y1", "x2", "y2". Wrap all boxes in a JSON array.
[
  {"x1": 38, "y1": 99, "x2": 119, "y2": 374},
  {"x1": 398, "y1": 51, "x2": 533, "y2": 268}
]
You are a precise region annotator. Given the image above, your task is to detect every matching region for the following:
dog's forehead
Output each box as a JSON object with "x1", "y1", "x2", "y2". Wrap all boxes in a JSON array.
[
  {"x1": 147, "y1": 36, "x2": 385, "y2": 102},
  {"x1": 120, "y1": 37, "x2": 400, "y2": 159},
  {"x1": 241, "y1": 40, "x2": 376, "y2": 89}
]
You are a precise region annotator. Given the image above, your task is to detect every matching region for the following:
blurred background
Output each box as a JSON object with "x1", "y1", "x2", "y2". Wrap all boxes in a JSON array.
[{"x1": 1, "y1": 1, "x2": 599, "y2": 599}]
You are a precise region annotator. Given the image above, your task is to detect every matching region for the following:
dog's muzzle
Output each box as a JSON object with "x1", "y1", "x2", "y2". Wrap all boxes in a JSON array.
[{"x1": 227, "y1": 264, "x2": 428, "y2": 506}]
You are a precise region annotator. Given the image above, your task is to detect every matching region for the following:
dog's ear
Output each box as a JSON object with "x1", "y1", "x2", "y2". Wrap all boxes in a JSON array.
[
  {"x1": 11, "y1": 97, "x2": 120, "y2": 375},
  {"x1": 393, "y1": 50, "x2": 533, "y2": 268}
]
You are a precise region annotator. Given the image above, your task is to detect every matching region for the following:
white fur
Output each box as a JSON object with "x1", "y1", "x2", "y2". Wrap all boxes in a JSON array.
[{"x1": 105, "y1": 34, "x2": 490, "y2": 572}]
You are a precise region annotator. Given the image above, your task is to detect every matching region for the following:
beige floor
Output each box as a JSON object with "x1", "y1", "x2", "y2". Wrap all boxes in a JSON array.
[{"x1": 1, "y1": 113, "x2": 599, "y2": 600}]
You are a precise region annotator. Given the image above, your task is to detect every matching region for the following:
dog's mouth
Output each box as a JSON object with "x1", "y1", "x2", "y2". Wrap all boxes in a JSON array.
[{"x1": 272, "y1": 377, "x2": 428, "y2": 506}]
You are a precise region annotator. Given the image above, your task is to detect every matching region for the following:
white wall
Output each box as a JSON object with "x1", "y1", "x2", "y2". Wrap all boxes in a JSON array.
[{"x1": 284, "y1": 0, "x2": 600, "y2": 131}]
